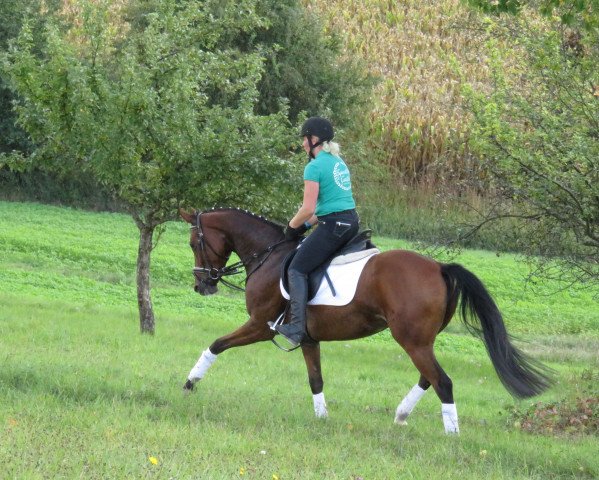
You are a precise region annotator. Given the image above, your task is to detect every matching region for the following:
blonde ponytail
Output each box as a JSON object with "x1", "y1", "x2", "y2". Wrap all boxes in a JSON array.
[{"x1": 321, "y1": 141, "x2": 341, "y2": 157}]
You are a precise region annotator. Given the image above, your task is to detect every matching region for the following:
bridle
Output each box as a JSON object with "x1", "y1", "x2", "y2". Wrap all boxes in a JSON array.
[{"x1": 191, "y1": 211, "x2": 287, "y2": 292}]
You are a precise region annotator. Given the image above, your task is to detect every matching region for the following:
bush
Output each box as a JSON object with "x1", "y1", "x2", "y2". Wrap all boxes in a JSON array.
[{"x1": 464, "y1": 10, "x2": 598, "y2": 285}]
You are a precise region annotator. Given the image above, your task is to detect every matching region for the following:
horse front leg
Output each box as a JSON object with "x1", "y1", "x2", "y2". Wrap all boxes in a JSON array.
[
  {"x1": 183, "y1": 319, "x2": 273, "y2": 391},
  {"x1": 301, "y1": 341, "x2": 328, "y2": 418}
]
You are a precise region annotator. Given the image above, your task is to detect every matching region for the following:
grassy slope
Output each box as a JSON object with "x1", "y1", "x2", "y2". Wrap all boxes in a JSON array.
[
  {"x1": 0, "y1": 201, "x2": 597, "y2": 479},
  {"x1": 1, "y1": 201, "x2": 596, "y2": 338}
]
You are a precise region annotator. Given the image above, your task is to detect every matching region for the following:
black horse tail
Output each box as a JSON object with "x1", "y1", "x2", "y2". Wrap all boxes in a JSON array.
[{"x1": 441, "y1": 263, "x2": 553, "y2": 399}]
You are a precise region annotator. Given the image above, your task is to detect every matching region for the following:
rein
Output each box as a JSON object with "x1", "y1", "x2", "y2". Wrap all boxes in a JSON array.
[{"x1": 191, "y1": 211, "x2": 287, "y2": 292}]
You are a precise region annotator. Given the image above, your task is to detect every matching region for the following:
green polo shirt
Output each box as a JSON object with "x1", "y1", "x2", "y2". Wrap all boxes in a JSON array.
[{"x1": 304, "y1": 151, "x2": 356, "y2": 217}]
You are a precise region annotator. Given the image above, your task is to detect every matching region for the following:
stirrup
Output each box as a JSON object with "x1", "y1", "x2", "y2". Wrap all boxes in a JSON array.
[{"x1": 268, "y1": 311, "x2": 301, "y2": 352}]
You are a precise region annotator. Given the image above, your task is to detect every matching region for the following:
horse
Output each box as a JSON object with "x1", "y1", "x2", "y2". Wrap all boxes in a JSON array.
[{"x1": 178, "y1": 207, "x2": 552, "y2": 434}]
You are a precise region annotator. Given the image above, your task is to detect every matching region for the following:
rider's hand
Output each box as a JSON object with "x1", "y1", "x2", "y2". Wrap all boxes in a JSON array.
[{"x1": 284, "y1": 223, "x2": 308, "y2": 241}]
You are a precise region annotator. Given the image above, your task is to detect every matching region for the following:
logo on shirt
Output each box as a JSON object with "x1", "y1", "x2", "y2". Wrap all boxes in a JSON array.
[{"x1": 333, "y1": 162, "x2": 351, "y2": 191}]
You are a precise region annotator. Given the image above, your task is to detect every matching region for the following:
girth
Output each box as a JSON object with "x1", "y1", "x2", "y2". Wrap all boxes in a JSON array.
[{"x1": 280, "y1": 230, "x2": 376, "y2": 301}]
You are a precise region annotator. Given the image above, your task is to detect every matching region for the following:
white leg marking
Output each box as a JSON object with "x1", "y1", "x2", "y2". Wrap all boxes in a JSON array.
[
  {"x1": 442, "y1": 403, "x2": 460, "y2": 434},
  {"x1": 188, "y1": 348, "x2": 217, "y2": 384},
  {"x1": 313, "y1": 392, "x2": 328, "y2": 418},
  {"x1": 395, "y1": 384, "x2": 427, "y2": 425}
]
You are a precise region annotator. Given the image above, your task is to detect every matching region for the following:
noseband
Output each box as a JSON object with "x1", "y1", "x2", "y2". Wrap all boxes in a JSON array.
[{"x1": 191, "y1": 211, "x2": 287, "y2": 292}]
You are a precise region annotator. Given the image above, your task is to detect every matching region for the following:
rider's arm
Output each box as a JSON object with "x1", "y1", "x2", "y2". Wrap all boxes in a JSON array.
[{"x1": 289, "y1": 180, "x2": 319, "y2": 228}]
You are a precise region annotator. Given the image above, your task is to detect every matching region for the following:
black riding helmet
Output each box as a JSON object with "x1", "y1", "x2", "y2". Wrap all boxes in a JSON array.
[{"x1": 301, "y1": 117, "x2": 334, "y2": 159}]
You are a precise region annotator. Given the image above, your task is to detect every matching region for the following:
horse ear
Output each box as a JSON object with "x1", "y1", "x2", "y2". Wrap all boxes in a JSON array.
[{"x1": 179, "y1": 208, "x2": 194, "y2": 224}]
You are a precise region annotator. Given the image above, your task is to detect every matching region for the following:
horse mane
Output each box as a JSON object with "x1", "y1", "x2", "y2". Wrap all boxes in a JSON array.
[{"x1": 201, "y1": 207, "x2": 285, "y2": 232}]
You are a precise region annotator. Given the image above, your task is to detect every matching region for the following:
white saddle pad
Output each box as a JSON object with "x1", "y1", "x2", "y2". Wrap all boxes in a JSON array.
[{"x1": 280, "y1": 249, "x2": 379, "y2": 306}]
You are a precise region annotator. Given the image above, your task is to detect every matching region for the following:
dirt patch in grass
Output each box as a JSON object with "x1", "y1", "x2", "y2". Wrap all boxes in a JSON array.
[
  {"x1": 510, "y1": 397, "x2": 598, "y2": 436},
  {"x1": 509, "y1": 369, "x2": 599, "y2": 437}
]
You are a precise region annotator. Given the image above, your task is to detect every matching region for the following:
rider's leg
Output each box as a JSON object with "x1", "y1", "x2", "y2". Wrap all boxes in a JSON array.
[
  {"x1": 275, "y1": 267, "x2": 309, "y2": 345},
  {"x1": 275, "y1": 212, "x2": 359, "y2": 345}
]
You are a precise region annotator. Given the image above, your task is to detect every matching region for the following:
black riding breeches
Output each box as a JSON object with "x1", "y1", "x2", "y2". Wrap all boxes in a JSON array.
[{"x1": 289, "y1": 209, "x2": 360, "y2": 277}]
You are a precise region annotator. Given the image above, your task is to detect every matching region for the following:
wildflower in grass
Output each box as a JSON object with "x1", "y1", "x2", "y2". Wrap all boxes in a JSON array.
[
  {"x1": 148, "y1": 456, "x2": 159, "y2": 465},
  {"x1": 479, "y1": 450, "x2": 487, "y2": 457},
  {"x1": 239, "y1": 467, "x2": 247, "y2": 475},
  {"x1": 272, "y1": 475, "x2": 279, "y2": 480}
]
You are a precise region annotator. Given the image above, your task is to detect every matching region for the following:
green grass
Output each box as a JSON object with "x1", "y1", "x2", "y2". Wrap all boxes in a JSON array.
[{"x1": 1, "y1": 201, "x2": 598, "y2": 479}]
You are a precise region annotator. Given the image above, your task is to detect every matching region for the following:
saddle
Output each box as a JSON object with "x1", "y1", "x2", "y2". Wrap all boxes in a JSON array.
[{"x1": 280, "y1": 230, "x2": 376, "y2": 301}]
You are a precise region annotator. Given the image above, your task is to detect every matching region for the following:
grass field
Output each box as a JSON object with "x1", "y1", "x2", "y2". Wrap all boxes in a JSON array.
[{"x1": 0, "y1": 201, "x2": 597, "y2": 479}]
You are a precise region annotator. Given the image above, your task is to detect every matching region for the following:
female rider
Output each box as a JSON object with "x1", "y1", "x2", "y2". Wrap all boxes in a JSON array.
[{"x1": 275, "y1": 117, "x2": 359, "y2": 346}]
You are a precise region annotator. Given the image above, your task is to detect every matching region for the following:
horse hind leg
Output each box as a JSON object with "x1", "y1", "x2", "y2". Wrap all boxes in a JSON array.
[
  {"x1": 405, "y1": 345, "x2": 459, "y2": 434},
  {"x1": 395, "y1": 375, "x2": 430, "y2": 425}
]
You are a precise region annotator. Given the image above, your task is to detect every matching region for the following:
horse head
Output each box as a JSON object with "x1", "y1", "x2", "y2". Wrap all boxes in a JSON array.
[{"x1": 179, "y1": 209, "x2": 232, "y2": 296}]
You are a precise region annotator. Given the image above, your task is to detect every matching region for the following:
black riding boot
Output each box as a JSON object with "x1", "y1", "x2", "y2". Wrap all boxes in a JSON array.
[{"x1": 275, "y1": 270, "x2": 308, "y2": 346}]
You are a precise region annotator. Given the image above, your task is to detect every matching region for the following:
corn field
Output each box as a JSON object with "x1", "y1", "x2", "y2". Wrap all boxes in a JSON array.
[{"x1": 306, "y1": 0, "x2": 495, "y2": 185}]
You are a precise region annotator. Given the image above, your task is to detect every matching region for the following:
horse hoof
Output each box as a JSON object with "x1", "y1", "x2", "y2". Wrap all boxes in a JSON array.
[
  {"x1": 394, "y1": 418, "x2": 408, "y2": 426},
  {"x1": 183, "y1": 379, "x2": 195, "y2": 393}
]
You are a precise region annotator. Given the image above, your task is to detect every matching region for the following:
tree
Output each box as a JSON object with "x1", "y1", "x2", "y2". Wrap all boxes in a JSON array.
[
  {"x1": 0, "y1": 0, "x2": 125, "y2": 207},
  {"x1": 0, "y1": 0, "x2": 62, "y2": 154},
  {"x1": 463, "y1": 3, "x2": 598, "y2": 287},
  {"x1": 122, "y1": 0, "x2": 373, "y2": 127},
  {"x1": 2, "y1": 0, "x2": 371, "y2": 209},
  {"x1": 1, "y1": 0, "x2": 299, "y2": 333},
  {"x1": 248, "y1": 0, "x2": 373, "y2": 126}
]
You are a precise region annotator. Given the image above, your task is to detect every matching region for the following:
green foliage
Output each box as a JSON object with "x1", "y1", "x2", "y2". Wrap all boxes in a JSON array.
[
  {"x1": 0, "y1": 166, "x2": 121, "y2": 210},
  {"x1": 248, "y1": 0, "x2": 374, "y2": 127},
  {"x1": 1, "y1": 0, "x2": 298, "y2": 224},
  {"x1": 466, "y1": 0, "x2": 599, "y2": 30},
  {"x1": 0, "y1": 0, "x2": 110, "y2": 203},
  {"x1": 356, "y1": 183, "x2": 536, "y2": 253},
  {"x1": 1, "y1": 0, "x2": 372, "y2": 218},
  {"x1": 463, "y1": 12, "x2": 599, "y2": 286},
  {"x1": 0, "y1": 0, "x2": 62, "y2": 154}
]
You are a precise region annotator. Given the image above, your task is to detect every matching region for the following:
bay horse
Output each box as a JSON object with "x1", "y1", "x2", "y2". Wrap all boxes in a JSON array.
[{"x1": 179, "y1": 208, "x2": 551, "y2": 433}]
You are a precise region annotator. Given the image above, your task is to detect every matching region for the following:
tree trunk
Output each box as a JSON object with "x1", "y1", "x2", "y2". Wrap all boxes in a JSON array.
[{"x1": 137, "y1": 225, "x2": 155, "y2": 334}]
